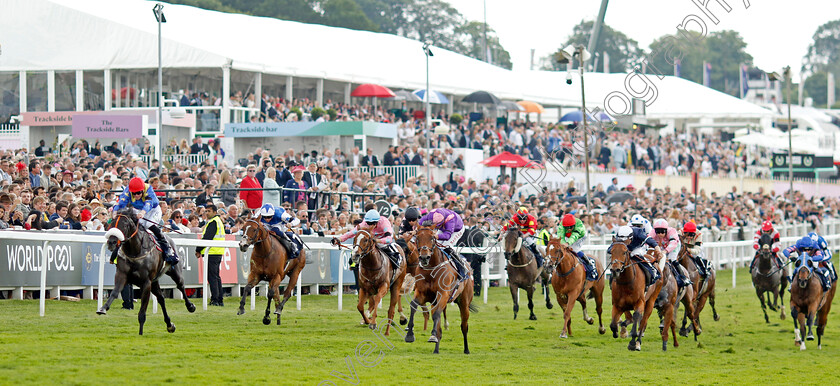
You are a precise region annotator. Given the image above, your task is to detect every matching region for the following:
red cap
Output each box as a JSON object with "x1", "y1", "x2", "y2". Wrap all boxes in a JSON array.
[
  {"x1": 562, "y1": 214, "x2": 576, "y2": 227},
  {"x1": 682, "y1": 221, "x2": 697, "y2": 233},
  {"x1": 129, "y1": 177, "x2": 145, "y2": 193},
  {"x1": 761, "y1": 220, "x2": 773, "y2": 232},
  {"x1": 626, "y1": 184, "x2": 635, "y2": 191}
]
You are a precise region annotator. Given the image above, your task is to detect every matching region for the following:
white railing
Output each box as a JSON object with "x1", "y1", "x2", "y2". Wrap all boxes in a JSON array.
[
  {"x1": 164, "y1": 153, "x2": 208, "y2": 166},
  {"x1": 346, "y1": 165, "x2": 420, "y2": 187}
]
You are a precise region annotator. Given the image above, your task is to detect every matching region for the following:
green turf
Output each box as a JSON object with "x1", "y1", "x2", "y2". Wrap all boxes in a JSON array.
[{"x1": 1, "y1": 268, "x2": 839, "y2": 385}]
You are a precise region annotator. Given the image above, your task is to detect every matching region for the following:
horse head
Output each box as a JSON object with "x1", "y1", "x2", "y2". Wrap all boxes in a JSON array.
[
  {"x1": 415, "y1": 225, "x2": 439, "y2": 267},
  {"x1": 353, "y1": 230, "x2": 377, "y2": 262},
  {"x1": 239, "y1": 219, "x2": 264, "y2": 252},
  {"x1": 795, "y1": 253, "x2": 814, "y2": 289},
  {"x1": 758, "y1": 233, "x2": 774, "y2": 258},
  {"x1": 544, "y1": 239, "x2": 564, "y2": 272},
  {"x1": 608, "y1": 239, "x2": 631, "y2": 275},
  {"x1": 503, "y1": 227, "x2": 523, "y2": 261},
  {"x1": 104, "y1": 208, "x2": 139, "y2": 253}
]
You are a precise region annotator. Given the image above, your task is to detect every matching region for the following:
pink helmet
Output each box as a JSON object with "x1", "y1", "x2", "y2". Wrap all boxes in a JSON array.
[
  {"x1": 432, "y1": 212, "x2": 445, "y2": 224},
  {"x1": 652, "y1": 218, "x2": 669, "y2": 229}
]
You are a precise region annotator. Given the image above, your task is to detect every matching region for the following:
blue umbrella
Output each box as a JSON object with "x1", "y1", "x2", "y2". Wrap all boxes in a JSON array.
[
  {"x1": 559, "y1": 110, "x2": 613, "y2": 123},
  {"x1": 413, "y1": 89, "x2": 449, "y2": 104}
]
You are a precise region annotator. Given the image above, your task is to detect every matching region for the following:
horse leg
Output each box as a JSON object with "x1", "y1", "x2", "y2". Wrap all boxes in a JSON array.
[
  {"x1": 561, "y1": 290, "x2": 576, "y2": 338},
  {"x1": 444, "y1": 307, "x2": 449, "y2": 330},
  {"x1": 660, "y1": 305, "x2": 674, "y2": 351},
  {"x1": 277, "y1": 264, "x2": 303, "y2": 324},
  {"x1": 766, "y1": 291, "x2": 777, "y2": 312},
  {"x1": 668, "y1": 305, "x2": 679, "y2": 349},
  {"x1": 579, "y1": 291, "x2": 593, "y2": 325},
  {"x1": 151, "y1": 281, "x2": 175, "y2": 333},
  {"x1": 629, "y1": 305, "x2": 644, "y2": 351},
  {"x1": 779, "y1": 279, "x2": 787, "y2": 321},
  {"x1": 620, "y1": 311, "x2": 633, "y2": 339},
  {"x1": 610, "y1": 306, "x2": 621, "y2": 338},
  {"x1": 369, "y1": 284, "x2": 389, "y2": 332},
  {"x1": 527, "y1": 285, "x2": 537, "y2": 321},
  {"x1": 238, "y1": 277, "x2": 258, "y2": 316},
  {"x1": 430, "y1": 308, "x2": 443, "y2": 354},
  {"x1": 459, "y1": 295, "x2": 470, "y2": 354},
  {"x1": 806, "y1": 310, "x2": 816, "y2": 341},
  {"x1": 510, "y1": 283, "x2": 519, "y2": 320},
  {"x1": 137, "y1": 282, "x2": 152, "y2": 335},
  {"x1": 167, "y1": 265, "x2": 196, "y2": 313},
  {"x1": 271, "y1": 276, "x2": 283, "y2": 325},
  {"x1": 263, "y1": 278, "x2": 276, "y2": 326},
  {"x1": 385, "y1": 280, "x2": 403, "y2": 336},
  {"x1": 756, "y1": 289, "x2": 769, "y2": 323},
  {"x1": 594, "y1": 285, "x2": 606, "y2": 334},
  {"x1": 97, "y1": 271, "x2": 127, "y2": 315},
  {"x1": 543, "y1": 272, "x2": 553, "y2": 309},
  {"x1": 357, "y1": 287, "x2": 370, "y2": 326},
  {"x1": 709, "y1": 287, "x2": 720, "y2": 322},
  {"x1": 405, "y1": 297, "x2": 420, "y2": 343}
]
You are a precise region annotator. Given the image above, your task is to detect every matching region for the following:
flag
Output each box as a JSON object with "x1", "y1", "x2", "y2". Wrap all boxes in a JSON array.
[
  {"x1": 740, "y1": 64, "x2": 749, "y2": 99},
  {"x1": 674, "y1": 59, "x2": 681, "y2": 78},
  {"x1": 703, "y1": 62, "x2": 711, "y2": 87}
]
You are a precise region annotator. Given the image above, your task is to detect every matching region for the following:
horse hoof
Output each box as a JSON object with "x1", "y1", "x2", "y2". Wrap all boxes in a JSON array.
[
  {"x1": 513, "y1": 314, "x2": 517, "y2": 320},
  {"x1": 559, "y1": 333, "x2": 568, "y2": 339},
  {"x1": 262, "y1": 317, "x2": 271, "y2": 325},
  {"x1": 167, "y1": 325, "x2": 176, "y2": 333},
  {"x1": 599, "y1": 327, "x2": 606, "y2": 335},
  {"x1": 714, "y1": 314, "x2": 720, "y2": 322},
  {"x1": 679, "y1": 328, "x2": 688, "y2": 337},
  {"x1": 586, "y1": 317, "x2": 594, "y2": 325},
  {"x1": 400, "y1": 316, "x2": 407, "y2": 325},
  {"x1": 818, "y1": 344, "x2": 822, "y2": 350},
  {"x1": 369, "y1": 324, "x2": 377, "y2": 331},
  {"x1": 433, "y1": 349, "x2": 439, "y2": 354},
  {"x1": 529, "y1": 314, "x2": 537, "y2": 321},
  {"x1": 662, "y1": 342, "x2": 667, "y2": 351},
  {"x1": 635, "y1": 342, "x2": 641, "y2": 351},
  {"x1": 277, "y1": 318, "x2": 281, "y2": 326},
  {"x1": 428, "y1": 335, "x2": 439, "y2": 343},
  {"x1": 405, "y1": 334, "x2": 415, "y2": 343},
  {"x1": 620, "y1": 331, "x2": 628, "y2": 339},
  {"x1": 237, "y1": 309, "x2": 245, "y2": 316},
  {"x1": 807, "y1": 334, "x2": 815, "y2": 341},
  {"x1": 546, "y1": 303, "x2": 553, "y2": 310},
  {"x1": 627, "y1": 343, "x2": 635, "y2": 351},
  {"x1": 800, "y1": 343, "x2": 807, "y2": 351},
  {"x1": 464, "y1": 349, "x2": 470, "y2": 354},
  {"x1": 695, "y1": 328, "x2": 702, "y2": 336},
  {"x1": 96, "y1": 309, "x2": 107, "y2": 315},
  {"x1": 187, "y1": 303, "x2": 196, "y2": 313}
]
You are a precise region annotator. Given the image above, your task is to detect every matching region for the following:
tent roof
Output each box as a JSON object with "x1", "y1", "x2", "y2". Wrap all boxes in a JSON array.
[{"x1": 0, "y1": 0, "x2": 774, "y2": 120}]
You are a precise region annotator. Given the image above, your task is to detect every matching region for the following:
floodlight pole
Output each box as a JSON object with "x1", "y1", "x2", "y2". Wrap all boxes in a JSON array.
[
  {"x1": 424, "y1": 42, "x2": 432, "y2": 190},
  {"x1": 154, "y1": 3, "x2": 164, "y2": 163},
  {"x1": 784, "y1": 66, "x2": 793, "y2": 204},
  {"x1": 578, "y1": 46, "x2": 591, "y2": 210}
]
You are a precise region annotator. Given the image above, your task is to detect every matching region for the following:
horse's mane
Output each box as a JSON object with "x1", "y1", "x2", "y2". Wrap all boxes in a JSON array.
[{"x1": 117, "y1": 207, "x2": 138, "y2": 222}]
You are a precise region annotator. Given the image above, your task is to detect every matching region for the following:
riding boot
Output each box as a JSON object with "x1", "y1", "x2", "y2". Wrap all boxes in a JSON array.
[
  {"x1": 749, "y1": 255, "x2": 758, "y2": 273},
  {"x1": 691, "y1": 256, "x2": 706, "y2": 278},
  {"x1": 150, "y1": 225, "x2": 179, "y2": 264},
  {"x1": 284, "y1": 232, "x2": 300, "y2": 258},
  {"x1": 528, "y1": 244, "x2": 544, "y2": 268},
  {"x1": 576, "y1": 251, "x2": 595, "y2": 280},
  {"x1": 445, "y1": 247, "x2": 466, "y2": 280},
  {"x1": 672, "y1": 262, "x2": 689, "y2": 287}
]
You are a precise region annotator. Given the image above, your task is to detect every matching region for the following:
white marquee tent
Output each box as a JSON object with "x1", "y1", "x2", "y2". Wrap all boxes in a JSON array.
[{"x1": 0, "y1": 0, "x2": 774, "y2": 123}]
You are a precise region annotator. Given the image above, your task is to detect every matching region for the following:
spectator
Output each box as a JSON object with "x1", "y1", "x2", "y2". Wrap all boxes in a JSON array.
[
  {"x1": 239, "y1": 165, "x2": 263, "y2": 211},
  {"x1": 262, "y1": 167, "x2": 281, "y2": 207}
]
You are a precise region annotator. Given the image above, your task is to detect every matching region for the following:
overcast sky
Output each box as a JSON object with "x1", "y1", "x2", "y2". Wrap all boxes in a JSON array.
[{"x1": 446, "y1": 0, "x2": 840, "y2": 81}]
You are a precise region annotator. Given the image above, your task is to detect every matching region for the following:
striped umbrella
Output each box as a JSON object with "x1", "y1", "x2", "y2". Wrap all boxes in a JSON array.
[{"x1": 413, "y1": 89, "x2": 449, "y2": 104}]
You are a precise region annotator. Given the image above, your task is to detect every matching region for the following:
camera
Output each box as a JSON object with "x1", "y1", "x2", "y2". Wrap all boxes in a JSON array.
[{"x1": 566, "y1": 72, "x2": 573, "y2": 85}]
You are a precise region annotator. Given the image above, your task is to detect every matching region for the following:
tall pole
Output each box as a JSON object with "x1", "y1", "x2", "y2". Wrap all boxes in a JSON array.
[
  {"x1": 425, "y1": 43, "x2": 432, "y2": 191},
  {"x1": 579, "y1": 46, "x2": 591, "y2": 210},
  {"x1": 483, "y1": 0, "x2": 488, "y2": 63},
  {"x1": 156, "y1": 4, "x2": 163, "y2": 164},
  {"x1": 785, "y1": 66, "x2": 793, "y2": 204}
]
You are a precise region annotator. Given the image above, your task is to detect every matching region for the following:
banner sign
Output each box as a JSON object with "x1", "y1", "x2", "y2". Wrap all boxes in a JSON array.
[
  {"x1": 224, "y1": 121, "x2": 396, "y2": 139},
  {"x1": 71, "y1": 115, "x2": 142, "y2": 139},
  {"x1": 1, "y1": 238, "x2": 82, "y2": 286},
  {"x1": 197, "y1": 235, "x2": 239, "y2": 284}
]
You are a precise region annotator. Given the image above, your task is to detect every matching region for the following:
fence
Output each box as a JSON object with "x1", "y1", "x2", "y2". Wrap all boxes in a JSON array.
[{"x1": 346, "y1": 165, "x2": 420, "y2": 187}]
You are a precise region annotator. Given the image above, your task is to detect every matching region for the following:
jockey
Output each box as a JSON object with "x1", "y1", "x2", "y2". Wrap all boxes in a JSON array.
[
  {"x1": 750, "y1": 220, "x2": 783, "y2": 273},
  {"x1": 395, "y1": 207, "x2": 421, "y2": 253},
  {"x1": 559, "y1": 213, "x2": 597, "y2": 280},
  {"x1": 681, "y1": 221, "x2": 709, "y2": 278},
  {"x1": 332, "y1": 209, "x2": 402, "y2": 267},
  {"x1": 651, "y1": 218, "x2": 690, "y2": 287},
  {"x1": 619, "y1": 222, "x2": 661, "y2": 285},
  {"x1": 501, "y1": 207, "x2": 543, "y2": 268},
  {"x1": 112, "y1": 177, "x2": 178, "y2": 264},
  {"x1": 419, "y1": 208, "x2": 468, "y2": 280},
  {"x1": 258, "y1": 203, "x2": 301, "y2": 258},
  {"x1": 785, "y1": 236, "x2": 832, "y2": 290},
  {"x1": 809, "y1": 232, "x2": 837, "y2": 281}
]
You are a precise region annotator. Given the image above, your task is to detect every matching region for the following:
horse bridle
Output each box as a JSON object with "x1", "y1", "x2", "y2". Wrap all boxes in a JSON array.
[
  {"x1": 546, "y1": 242, "x2": 577, "y2": 277},
  {"x1": 241, "y1": 220, "x2": 266, "y2": 248},
  {"x1": 415, "y1": 228, "x2": 440, "y2": 268},
  {"x1": 355, "y1": 230, "x2": 387, "y2": 282},
  {"x1": 108, "y1": 213, "x2": 141, "y2": 260}
]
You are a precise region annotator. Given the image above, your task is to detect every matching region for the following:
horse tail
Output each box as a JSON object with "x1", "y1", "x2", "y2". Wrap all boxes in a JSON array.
[{"x1": 468, "y1": 302, "x2": 480, "y2": 313}]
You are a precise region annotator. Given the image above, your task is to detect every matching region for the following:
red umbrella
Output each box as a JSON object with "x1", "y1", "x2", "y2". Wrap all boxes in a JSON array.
[
  {"x1": 480, "y1": 151, "x2": 540, "y2": 168},
  {"x1": 111, "y1": 87, "x2": 137, "y2": 100},
  {"x1": 351, "y1": 83, "x2": 396, "y2": 98}
]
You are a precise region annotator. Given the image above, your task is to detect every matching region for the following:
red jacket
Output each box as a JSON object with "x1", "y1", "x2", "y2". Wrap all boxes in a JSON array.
[
  {"x1": 239, "y1": 176, "x2": 263, "y2": 210},
  {"x1": 503, "y1": 214, "x2": 538, "y2": 236},
  {"x1": 753, "y1": 229, "x2": 781, "y2": 252}
]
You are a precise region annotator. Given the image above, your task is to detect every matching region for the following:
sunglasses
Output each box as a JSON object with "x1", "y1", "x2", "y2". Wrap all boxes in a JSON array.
[
  {"x1": 655, "y1": 229, "x2": 667, "y2": 234},
  {"x1": 684, "y1": 232, "x2": 695, "y2": 237},
  {"x1": 365, "y1": 221, "x2": 378, "y2": 226},
  {"x1": 132, "y1": 192, "x2": 142, "y2": 196},
  {"x1": 173, "y1": 216, "x2": 182, "y2": 219}
]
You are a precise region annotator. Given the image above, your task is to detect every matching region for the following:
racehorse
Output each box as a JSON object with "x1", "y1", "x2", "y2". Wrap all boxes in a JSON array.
[
  {"x1": 353, "y1": 230, "x2": 407, "y2": 336},
  {"x1": 502, "y1": 227, "x2": 553, "y2": 320},
  {"x1": 545, "y1": 239, "x2": 605, "y2": 338},
  {"x1": 677, "y1": 235, "x2": 718, "y2": 338},
  {"x1": 398, "y1": 232, "x2": 440, "y2": 330},
  {"x1": 237, "y1": 219, "x2": 305, "y2": 325},
  {"x1": 608, "y1": 241, "x2": 663, "y2": 351},
  {"x1": 790, "y1": 253, "x2": 836, "y2": 350},
  {"x1": 751, "y1": 233, "x2": 788, "y2": 323},
  {"x1": 97, "y1": 208, "x2": 196, "y2": 335},
  {"x1": 405, "y1": 225, "x2": 476, "y2": 354},
  {"x1": 652, "y1": 260, "x2": 696, "y2": 350}
]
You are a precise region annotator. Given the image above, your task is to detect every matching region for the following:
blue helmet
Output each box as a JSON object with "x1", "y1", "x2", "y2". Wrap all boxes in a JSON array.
[
  {"x1": 808, "y1": 232, "x2": 827, "y2": 250},
  {"x1": 364, "y1": 209, "x2": 381, "y2": 223},
  {"x1": 795, "y1": 236, "x2": 815, "y2": 251}
]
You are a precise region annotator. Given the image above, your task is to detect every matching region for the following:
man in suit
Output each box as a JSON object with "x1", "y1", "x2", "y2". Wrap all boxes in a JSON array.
[
  {"x1": 458, "y1": 216, "x2": 486, "y2": 296},
  {"x1": 303, "y1": 162, "x2": 325, "y2": 220},
  {"x1": 361, "y1": 148, "x2": 379, "y2": 167},
  {"x1": 410, "y1": 150, "x2": 424, "y2": 166},
  {"x1": 383, "y1": 146, "x2": 395, "y2": 166}
]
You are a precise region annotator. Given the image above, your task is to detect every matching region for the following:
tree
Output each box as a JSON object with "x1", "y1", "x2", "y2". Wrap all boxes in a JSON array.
[
  {"x1": 646, "y1": 30, "x2": 752, "y2": 96},
  {"x1": 453, "y1": 21, "x2": 512, "y2": 69},
  {"x1": 400, "y1": 0, "x2": 465, "y2": 52},
  {"x1": 802, "y1": 19, "x2": 840, "y2": 76},
  {"x1": 355, "y1": 0, "x2": 410, "y2": 35},
  {"x1": 802, "y1": 72, "x2": 840, "y2": 108},
  {"x1": 543, "y1": 20, "x2": 644, "y2": 73},
  {"x1": 318, "y1": 0, "x2": 379, "y2": 32}
]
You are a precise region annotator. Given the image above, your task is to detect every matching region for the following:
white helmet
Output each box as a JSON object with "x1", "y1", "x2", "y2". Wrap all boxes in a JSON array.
[
  {"x1": 630, "y1": 214, "x2": 646, "y2": 227},
  {"x1": 653, "y1": 218, "x2": 669, "y2": 229},
  {"x1": 259, "y1": 204, "x2": 275, "y2": 217},
  {"x1": 616, "y1": 226, "x2": 633, "y2": 240}
]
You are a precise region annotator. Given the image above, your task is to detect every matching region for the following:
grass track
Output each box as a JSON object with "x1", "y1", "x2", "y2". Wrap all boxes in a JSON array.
[{"x1": 2, "y1": 268, "x2": 840, "y2": 385}]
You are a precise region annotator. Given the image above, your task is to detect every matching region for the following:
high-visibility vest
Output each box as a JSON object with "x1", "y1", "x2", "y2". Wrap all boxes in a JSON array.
[
  {"x1": 537, "y1": 229, "x2": 552, "y2": 246},
  {"x1": 204, "y1": 215, "x2": 226, "y2": 255}
]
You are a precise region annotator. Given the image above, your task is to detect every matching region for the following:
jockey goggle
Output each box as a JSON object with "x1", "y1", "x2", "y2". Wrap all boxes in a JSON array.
[
  {"x1": 655, "y1": 228, "x2": 667, "y2": 234},
  {"x1": 684, "y1": 232, "x2": 696, "y2": 238},
  {"x1": 131, "y1": 191, "x2": 143, "y2": 197},
  {"x1": 261, "y1": 216, "x2": 272, "y2": 222},
  {"x1": 365, "y1": 220, "x2": 378, "y2": 226}
]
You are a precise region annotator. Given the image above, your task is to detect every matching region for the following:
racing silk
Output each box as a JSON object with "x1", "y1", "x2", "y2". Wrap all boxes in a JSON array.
[
  {"x1": 559, "y1": 218, "x2": 587, "y2": 244},
  {"x1": 113, "y1": 184, "x2": 159, "y2": 212},
  {"x1": 419, "y1": 208, "x2": 464, "y2": 241},
  {"x1": 339, "y1": 216, "x2": 394, "y2": 245},
  {"x1": 650, "y1": 226, "x2": 680, "y2": 254},
  {"x1": 753, "y1": 229, "x2": 781, "y2": 253},
  {"x1": 627, "y1": 226, "x2": 658, "y2": 252},
  {"x1": 259, "y1": 205, "x2": 299, "y2": 229},
  {"x1": 502, "y1": 213, "x2": 537, "y2": 236},
  {"x1": 809, "y1": 232, "x2": 830, "y2": 257},
  {"x1": 782, "y1": 244, "x2": 823, "y2": 259},
  {"x1": 537, "y1": 228, "x2": 552, "y2": 246},
  {"x1": 399, "y1": 218, "x2": 415, "y2": 234}
]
